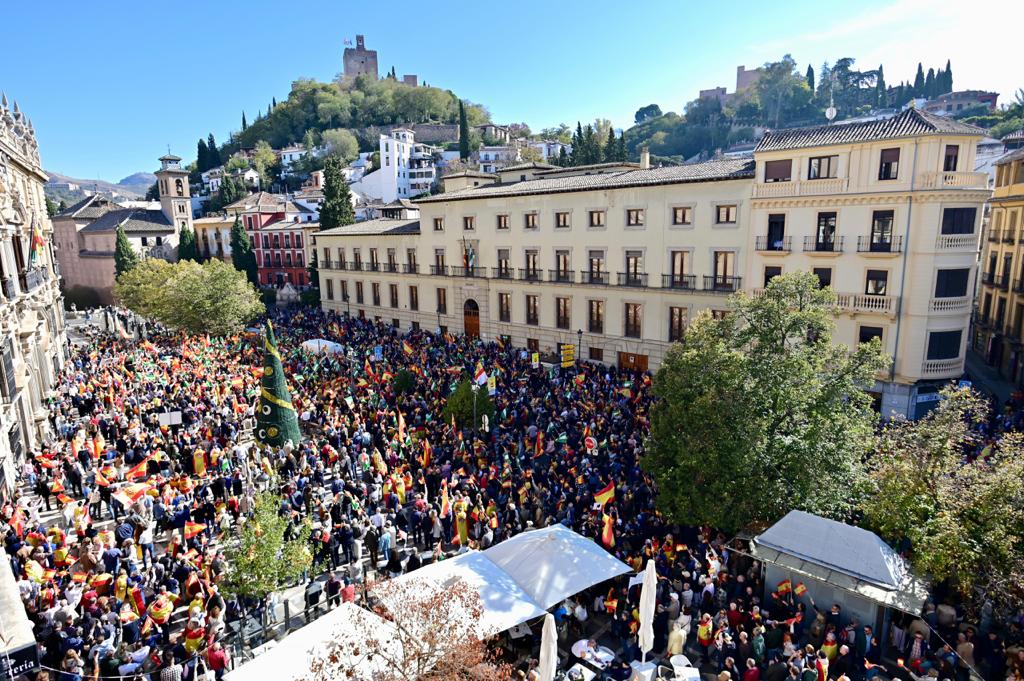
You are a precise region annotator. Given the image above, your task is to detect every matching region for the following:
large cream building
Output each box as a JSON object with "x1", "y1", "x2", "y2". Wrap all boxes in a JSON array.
[
  {"x1": 312, "y1": 108, "x2": 989, "y2": 418},
  {"x1": 0, "y1": 96, "x2": 68, "y2": 500}
]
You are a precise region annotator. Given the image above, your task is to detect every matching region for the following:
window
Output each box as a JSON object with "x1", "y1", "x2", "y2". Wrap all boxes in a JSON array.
[
  {"x1": 273, "y1": 234, "x2": 280, "y2": 249},
  {"x1": 527, "y1": 338, "x2": 539, "y2": 353},
  {"x1": 556, "y1": 297, "x2": 571, "y2": 329},
  {"x1": 669, "y1": 251, "x2": 689, "y2": 286},
  {"x1": 497, "y1": 249, "x2": 511, "y2": 277},
  {"x1": 526, "y1": 294, "x2": 539, "y2": 325},
  {"x1": 524, "y1": 213, "x2": 538, "y2": 229},
  {"x1": 372, "y1": 283, "x2": 381, "y2": 306},
  {"x1": 463, "y1": 216, "x2": 475, "y2": 231},
  {"x1": 626, "y1": 209, "x2": 645, "y2": 226},
  {"x1": 498, "y1": 292, "x2": 511, "y2": 322},
  {"x1": 766, "y1": 213, "x2": 786, "y2": 249},
  {"x1": 295, "y1": 234, "x2": 303, "y2": 248},
  {"x1": 813, "y1": 267, "x2": 832, "y2": 288},
  {"x1": 941, "y1": 207, "x2": 977, "y2": 235},
  {"x1": 927, "y1": 330, "x2": 963, "y2": 360},
  {"x1": 870, "y1": 210, "x2": 894, "y2": 248},
  {"x1": 353, "y1": 249, "x2": 363, "y2": 269},
  {"x1": 669, "y1": 307, "x2": 687, "y2": 342},
  {"x1": 175, "y1": 178, "x2": 184, "y2": 196},
  {"x1": 934, "y1": 268, "x2": 970, "y2": 298},
  {"x1": 433, "y1": 217, "x2": 444, "y2": 231},
  {"x1": 624, "y1": 303, "x2": 642, "y2": 338},
  {"x1": 808, "y1": 155, "x2": 838, "y2": 180},
  {"x1": 588, "y1": 300, "x2": 604, "y2": 334},
  {"x1": 588, "y1": 210, "x2": 605, "y2": 227},
  {"x1": 409, "y1": 286, "x2": 419, "y2": 311},
  {"x1": 386, "y1": 249, "x2": 397, "y2": 271},
  {"x1": 878, "y1": 148, "x2": 900, "y2": 180},
  {"x1": 764, "y1": 159, "x2": 792, "y2": 182},
  {"x1": 284, "y1": 234, "x2": 292, "y2": 249},
  {"x1": 713, "y1": 251, "x2": 735, "y2": 284},
  {"x1": 625, "y1": 250, "x2": 644, "y2": 275},
  {"x1": 355, "y1": 282, "x2": 364, "y2": 304},
  {"x1": 764, "y1": 266, "x2": 782, "y2": 287},
  {"x1": 497, "y1": 214, "x2": 509, "y2": 230},
  {"x1": 262, "y1": 235, "x2": 270, "y2": 249},
  {"x1": 866, "y1": 269, "x2": 889, "y2": 296},
  {"x1": 588, "y1": 250, "x2": 605, "y2": 276},
  {"x1": 816, "y1": 212, "x2": 837, "y2": 249},
  {"x1": 369, "y1": 248, "x2": 379, "y2": 269},
  {"x1": 716, "y1": 205, "x2": 737, "y2": 224},
  {"x1": 407, "y1": 248, "x2": 417, "y2": 271},
  {"x1": 525, "y1": 250, "x2": 539, "y2": 278},
  {"x1": 340, "y1": 281, "x2": 348, "y2": 302},
  {"x1": 436, "y1": 288, "x2": 447, "y2": 314},
  {"x1": 434, "y1": 249, "x2": 445, "y2": 269},
  {"x1": 943, "y1": 145, "x2": 959, "y2": 172},
  {"x1": 555, "y1": 250, "x2": 571, "y2": 280},
  {"x1": 141, "y1": 237, "x2": 148, "y2": 246},
  {"x1": 389, "y1": 284, "x2": 399, "y2": 308},
  {"x1": 672, "y1": 206, "x2": 692, "y2": 225},
  {"x1": 859, "y1": 326, "x2": 883, "y2": 344},
  {"x1": 326, "y1": 279, "x2": 334, "y2": 300}
]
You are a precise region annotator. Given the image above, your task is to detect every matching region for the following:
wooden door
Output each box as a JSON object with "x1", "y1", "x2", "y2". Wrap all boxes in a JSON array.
[
  {"x1": 463, "y1": 299, "x2": 480, "y2": 338},
  {"x1": 618, "y1": 352, "x2": 648, "y2": 372}
]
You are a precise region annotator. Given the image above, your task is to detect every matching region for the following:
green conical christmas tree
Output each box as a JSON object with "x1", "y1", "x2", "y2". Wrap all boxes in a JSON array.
[{"x1": 256, "y1": 321, "x2": 302, "y2": 447}]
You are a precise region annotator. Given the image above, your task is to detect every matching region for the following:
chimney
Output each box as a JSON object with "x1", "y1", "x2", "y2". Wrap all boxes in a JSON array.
[{"x1": 639, "y1": 146, "x2": 650, "y2": 169}]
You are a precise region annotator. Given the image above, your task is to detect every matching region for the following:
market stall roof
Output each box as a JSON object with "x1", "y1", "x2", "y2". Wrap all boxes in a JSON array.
[
  {"x1": 751, "y1": 510, "x2": 929, "y2": 614},
  {"x1": 300, "y1": 338, "x2": 345, "y2": 354},
  {"x1": 482, "y1": 524, "x2": 633, "y2": 610},
  {"x1": 224, "y1": 603, "x2": 399, "y2": 681}
]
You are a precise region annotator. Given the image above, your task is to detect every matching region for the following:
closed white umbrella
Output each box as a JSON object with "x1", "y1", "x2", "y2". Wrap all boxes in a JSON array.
[
  {"x1": 538, "y1": 613, "x2": 558, "y2": 681},
  {"x1": 638, "y1": 558, "x2": 658, "y2": 662}
]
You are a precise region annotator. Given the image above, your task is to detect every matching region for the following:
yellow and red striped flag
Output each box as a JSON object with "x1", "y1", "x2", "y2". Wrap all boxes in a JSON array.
[{"x1": 594, "y1": 481, "x2": 615, "y2": 507}]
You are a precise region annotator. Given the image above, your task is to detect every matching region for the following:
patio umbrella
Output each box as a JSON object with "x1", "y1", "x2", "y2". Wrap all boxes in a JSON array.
[
  {"x1": 638, "y1": 558, "x2": 657, "y2": 662},
  {"x1": 538, "y1": 613, "x2": 558, "y2": 681}
]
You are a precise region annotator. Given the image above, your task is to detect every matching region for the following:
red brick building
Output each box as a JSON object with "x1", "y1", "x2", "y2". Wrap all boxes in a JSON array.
[{"x1": 224, "y1": 192, "x2": 318, "y2": 287}]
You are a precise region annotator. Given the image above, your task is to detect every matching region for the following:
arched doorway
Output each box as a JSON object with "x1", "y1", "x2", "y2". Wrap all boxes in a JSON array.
[{"x1": 463, "y1": 299, "x2": 480, "y2": 338}]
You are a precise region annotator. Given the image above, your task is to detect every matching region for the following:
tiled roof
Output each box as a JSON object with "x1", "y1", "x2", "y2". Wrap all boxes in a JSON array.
[
  {"x1": 225, "y1": 191, "x2": 287, "y2": 211},
  {"x1": 1002, "y1": 129, "x2": 1024, "y2": 142},
  {"x1": 79, "y1": 208, "x2": 173, "y2": 234},
  {"x1": 56, "y1": 195, "x2": 122, "y2": 220},
  {"x1": 382, "y1": 198, "x2": 419, "y2": 210},
  {"x1": 442, "y1": 170, "x2": 497, "y2": 180},
  {"x1": 498, "y1": 162, "x2": 557, "y2": 173},
  {"x1": 317, "y1": 218, "x2": 420, "y2": 237},
  {"x1": 418, "y1": 158, "x2": 755, "y2": 203},
  {"x1": 756, "y1": 108, "x2": 986, "y2": 152},
  {"x1": 535, "y1": 162, "x2": 640, "y2": 176},
  {"x1": 996, "y1": 148, "x2": 1024, "y2": 165}
]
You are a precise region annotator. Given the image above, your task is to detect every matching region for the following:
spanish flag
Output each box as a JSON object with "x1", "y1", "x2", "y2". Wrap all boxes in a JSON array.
[
  {"x1": 148, "y1": 595, "x2": 174, "y2": 624},
  {"x1": 402, "y1": 340, "x2": 414, "y2": 356},
  {"x1": 594, "y1": 481, "x2": 615, "y2": 507},
  {"x1": 440, "y1": 480, "x2": 451, "y2": 518},
  {"x1": 125, "y1": 457, "x2": 150, "y2": 481},
  {"x1": 420, "y1": 439, "x2": 432, "y2": 468},
  {"x1": 92, "y1": 434, "x2": 105, "y2": 460},
  {"x1": 794, "y1": 582, "x2": 807, "y2": 597},
  {"x1": 24, "y1": 560, "x2": 44, "y2": 583},
  {"x1": 777, "y1": 579, "x2": 792, "y2": 594},
  {"x1": 534, "y1": 431, "x2": 545, "y2": 458},
  {"x1": 184, "y1": 522, "x2": 206, "y2": 540},
  {"x1": 601, "y1": 513, "x2": 616, "y2": 548},
  {"x1": 94, "y1": 471, "x2": 110, "y2": 487},
  {"x1": 193, "y1": 450, "x2": 206, "y2": 478}
]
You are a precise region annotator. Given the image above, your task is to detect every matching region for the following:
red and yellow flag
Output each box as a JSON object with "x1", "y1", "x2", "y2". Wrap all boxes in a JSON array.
[
  {"x1": 184, "y1": 522, "x2": 206, "y2": 540},
  {"x1": 794, "y1": 582, "x2": 807, "y2": 597},
  {"x1": 193, "y1": 450, "x2": 207, "y2": 478},
  {"x1": 402, "y1": 340, "x2": 414, "y2": 356},
  {"x1": 440, "y1": 480, "x2": 451, "y2": 518},
  {"x1": 594, "y1": 481, "x2": 615, "y2": 507},
  {"x1": 601, "y1": 514, "x2": 616, "y2": 548},
  {"x1": 777, "y1": 579, "x2": 792, "y2": 594}
]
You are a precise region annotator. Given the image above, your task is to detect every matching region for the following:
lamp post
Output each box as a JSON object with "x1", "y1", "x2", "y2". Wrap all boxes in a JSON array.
[
  {"x1": 576, "y1": 329, "x2": 583, "y2": 368},
  {"x1": 471, "y1": 382, "x2": 480, "y2": 431}
]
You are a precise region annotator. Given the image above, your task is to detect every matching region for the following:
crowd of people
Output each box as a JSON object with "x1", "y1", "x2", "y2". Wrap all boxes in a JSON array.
[{"x1": 2, "y1": 306, "x2": 1022, "y2": 681}]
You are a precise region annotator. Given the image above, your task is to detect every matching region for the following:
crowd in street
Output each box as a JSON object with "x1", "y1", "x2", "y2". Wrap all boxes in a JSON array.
[{"x1": 2, "y1": 307, "x2": 1022, "y2": 681}]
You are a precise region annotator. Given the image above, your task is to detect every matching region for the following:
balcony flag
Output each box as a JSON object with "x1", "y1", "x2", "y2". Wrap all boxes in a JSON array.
[
  {"x1": 256, "y1": 321, "x2": 302, "y2": 448},
  {"x1": 29, "y1": 217, "x2": 45, "y2": 266}
]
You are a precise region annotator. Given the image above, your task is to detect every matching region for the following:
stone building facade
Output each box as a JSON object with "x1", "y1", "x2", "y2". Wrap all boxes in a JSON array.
[
  {"x1": 0, "y1": 95, "x2": 68, "y2": 500},
  {"x1": 343, "y1": 35, "x2": 378, "y2": 80}
]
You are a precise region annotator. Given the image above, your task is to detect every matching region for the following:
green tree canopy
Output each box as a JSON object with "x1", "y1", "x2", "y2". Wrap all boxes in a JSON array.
[
  {"x1": 113, "y1": 224, "x2": 138, "y2": 277},
  {"x1": 114, "y1": 258, "x2": 264, "y2": 336},
  {"x1": 442, "y1": 379, "x2": 495, "y2": 430},
  {"x1": 642, "y1": 271, "x2": 889, "y2": 532},
  {"x1": 321, "y1": 128, "x2": 359, "y2": 162},
  {"x1": 228, "y1": 215, "x2": 258, "y2": 286},
  {"x1": 635, "y1": 104, "x2": 663, "y2": 124},
  {"x1": 458, "y1": 100, "x2": 470, "y2": 161},
  {"x1": 863, "y1": 388, "x2": 1024, "y2": 614},
  {"x1": 177, "y1": 224, "x2": 198, "y2": 261},
  {"x1": 319, "y1": 156, "x2": 355, "y2": 231}
]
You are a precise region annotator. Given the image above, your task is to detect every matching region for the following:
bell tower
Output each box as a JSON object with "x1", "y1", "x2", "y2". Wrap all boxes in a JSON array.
[{"x1": 155, "y1": 154, "x2": 192, "y2": 238}]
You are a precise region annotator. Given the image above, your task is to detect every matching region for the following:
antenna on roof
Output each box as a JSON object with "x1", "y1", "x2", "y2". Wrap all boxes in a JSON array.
[
  {"x1": 825, "y1": 73, "x2": 837, "y2": 123},
  {"x1": 167, "y1": 144, "x2": 171, "y2": 155}
]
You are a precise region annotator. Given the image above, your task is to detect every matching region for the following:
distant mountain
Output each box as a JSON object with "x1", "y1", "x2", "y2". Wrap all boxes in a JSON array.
[
  {"x1": 117, "y1": 172, "x2": 156, "y2": 191},
  {"x1": 43, "y1": 170, "x2": 154, "y2": 206}
]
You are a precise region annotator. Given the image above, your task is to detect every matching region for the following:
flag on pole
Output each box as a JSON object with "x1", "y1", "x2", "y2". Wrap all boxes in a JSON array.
[
  {"x1": 29, "y1": 217, "x2": 45, "y2": 265},
  {"x1": 420, "y1": 439, "x2": 432, "y2": 468},
  {"x1": 474, "y1": 362, "x2": 487, "y2": 386},
  {"x1": 794, "y1": 582, "x2": 807, "y2": 597},
  {"x1": 601, "y1": 513, "x2": 616, "y2": 548},
  {"x1": 777, "y1": 579, "x2": 792, "y2": 594},
  {"x1": 184, "y1": 522, "x2": 206, "y2": 540},
  {"x1": 256, "y1": 322, "x2": 302, "y2": 447},
  {"x1": 402, "y1": 340, "x2": 414, "y2": 356},
  {"x1": 594, "y1": 481, "x2": 616, "y2": 506}
]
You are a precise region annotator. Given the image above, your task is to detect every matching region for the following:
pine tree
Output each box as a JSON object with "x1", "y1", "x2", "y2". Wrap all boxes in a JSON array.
[
  {"x1": 207, "y1": 134, "x2": 221, "y2": 167},
  {"x1": 617, "y1": 133, "x2": 627, "y2": 162},
  {"x1": 319, "y1": 156, "x2": 355, "y2": 231},
  {"x1": 390, "y1": 66, "x2": 396, "y2": 79},
  {"x1": 228, "y1": 215, "x2": 258, "y2": 286},
  {"x1": 272, "y1": 96, "x2": 277, "y2": 108},
  {"x1": 267, "y1": 104, "x2": 271, "y2": 117},
  {"x1": 582, "y1": 125, "x2": 599, "y2": 164},
  {"x1": 458, "y1": 101, "x2": 470, "y2": 161},
  {"x1": 557, "y1": 146, "x2": 568, "y2": 167},
  {"x1": 570, "y1": 122, "x2": 584, "y2": 166},
  {"x1": 806, "y1": 64, "x2": 815, "y2": 92},
  {"x1": 114, "y1": 224, "x2": 138, "y2": 277},
  {"x1": 197, "y1": 139, "x2": 209, "y2": 173},
  {"x1": 942, "y1": 59, "x2": 953, "y2": 94},
  {"x1": 925, "y1": 68, "x2": 936, "y2": 98},
  {"x1": 875, "y1": 65, "x2": 886, "y2": 108},
  {"x1": 913, "y1": 63, "x2": 925, "y2": 97},
  {"x1": 603, "y1": 126, "x2": 617, "y2": 163},
  {"x1": 177, "y1": 224, "x2": 198, "y2": 261},
  {"x1": 241, "y1": 111, "x2": 247, "y2": 131}
]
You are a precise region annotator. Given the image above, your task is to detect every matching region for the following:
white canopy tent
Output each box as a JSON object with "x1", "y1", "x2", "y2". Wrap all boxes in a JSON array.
[
  {"x1": 483, "y1": 524, "x2": 633, "y2": 610},
  {"x1": 224, "y1": 603, "x2": 400, "y2": 681},
  {"x1": 301, "y1": 338, "x2": 346, "y2": 354}
]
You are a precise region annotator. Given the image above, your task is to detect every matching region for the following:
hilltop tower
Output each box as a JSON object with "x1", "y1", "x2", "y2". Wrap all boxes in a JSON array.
[
  {"x1": 343, "y1": 35, "x2": 378, "y2": 80},
  {"x1": 155, "y1": 154, "x2": 192, "y2": 236}
]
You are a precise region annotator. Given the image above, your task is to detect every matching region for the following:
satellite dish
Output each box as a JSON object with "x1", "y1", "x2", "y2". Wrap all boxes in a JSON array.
[{"x1": 825, "y1": 106, "x2": 837, "y2": 122}]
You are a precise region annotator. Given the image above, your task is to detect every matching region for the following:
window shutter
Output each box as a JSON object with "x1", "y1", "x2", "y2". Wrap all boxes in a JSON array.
[
  {"x1": 1, "y1": 339, "x2": 15, "y2": 400},
  {"x1": 764, "y1": 160, "x2": 792, "y2": 181},
  {"x1": 880, "y1": 148, "x2": 900, "y2": 162}
]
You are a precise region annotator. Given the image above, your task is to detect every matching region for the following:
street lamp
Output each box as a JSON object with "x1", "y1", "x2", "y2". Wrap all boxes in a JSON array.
[
  {"x1": 471, "y1": 382, "x2": 480, "y2": 431},
  {"x1": 577, "y1": 328, "x2": 583, "y2": 367}
]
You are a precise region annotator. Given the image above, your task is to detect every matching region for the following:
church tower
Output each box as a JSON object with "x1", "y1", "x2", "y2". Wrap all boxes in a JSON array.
[{"x1": 155, "y1": 154, "x2": 192, "y2": 238}]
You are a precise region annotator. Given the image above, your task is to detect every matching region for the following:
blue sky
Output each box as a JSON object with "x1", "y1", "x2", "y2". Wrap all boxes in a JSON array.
[{"x1": 5, "y1": 0, "x2": 1020, "y2": 181}]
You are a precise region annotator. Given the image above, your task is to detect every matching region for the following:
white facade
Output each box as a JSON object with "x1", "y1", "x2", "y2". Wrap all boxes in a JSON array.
[
  {"x1": 528, "y1": 140, "x2": 572, "y2": 163},
  {"x1": 478, "y1": 146, "x2": 521, "y2": 174},
  {"x1": 377, "y1": 129, "x2": 439, "y2": 203}
]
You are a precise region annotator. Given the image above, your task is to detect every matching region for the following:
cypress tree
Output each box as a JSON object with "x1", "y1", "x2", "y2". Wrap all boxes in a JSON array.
[
  {"x1": 458, "y1": 101, "x2": 470, "y2": 160},
  {"x1": 603, "y1": 126, "x2": 617, "y2": 162},
  {"x1": 582, "y1": 125, "x2": 598, "y2": 164},
  {"x1": 913, "y1": 63, "x2": 925, "y2": 97},
  {"x1": 177, "y1": 224, "x2": 198, "y2": 261},
  {"x1": 617, "y1": 133, "x2": 627, "y2": 162},
  {"x1": 267, "y1": 104, "x2": 271, "y2": 117},
  {"x1": 197, "y1": 139, "x2": 209, "y2": 172},
  {"x1": 925, "y1": 68, "x2": 936, "y2": 98},
  {"x1": 228, "y1": 215, "x2": 258, "y2": 286},
  {"x1": 272, "y1": 96, "x2": 277, "y2": 108},
  {"x1": 557, "y1": 146, "x2": 568, "y2": 167},
  {"x1": 570, "y1": 122, "x2": 584, "y2": 166},
  {"x1": 114, "y1": 224, "x2": 138, "y2": 277},
  {"x1": 942, "y1": 59, "x2": 953, "y2": 94},
  {"x1": 242, "y1": 111, "x2": 247, "y2": 131},
  {"x1": 806, "y1": 64, "x2": 815, "y2": 92},
  {"x1": 875, "y1": 65, "x2": 886, "y2": 107},
  {"x1": 319, "y1": 156, "x2": 355, "y2": 231},
  {"x1": 207, "y1": 134, "x2": 221, "y2": 167}
]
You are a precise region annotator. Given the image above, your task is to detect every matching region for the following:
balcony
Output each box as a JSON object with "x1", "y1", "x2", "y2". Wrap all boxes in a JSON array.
[
  {"x1": 384, "y1": 263, "x2": 399, "y2": 273},
  {"x1": 922, "y1": 358, "x2": 963, "y2": 377},
  {"x1": 402, "y1": 263, "x2": 419, "y2": 274},
  {"x1": 348, "y1": 261, "x2": 362, "y2": 271},
  {"x1": 366, "y1": 262, "x2": 380, "y2": 272},
  {"x1": 935, "y1": 233, "x2": 977, "y2": 251},
  {"x1": 755, "y1": 236, "x2": 792, "y2": 253},
  {"x1": 319, "y1": 259, "x2": 335, "y2": 270},
  {"x1": 580, "y1": 270, "x2": 609, "y2": 285},
  {"x1": 19, "y1": 268, "x2": 47, "y2": 294},
  {"x1": 989, "y1": 229, "x2": 1002, "y2": 243},
  {"x1": 1015, "y1": 278, "x2": 1024, "y2": 294},
  {"x1": 1005, "y1": 229, "x2": 1018, "y2": 245},
  {"x1": 917, "y1": 171, "x2": 989, "y2": 190},
  {"x1": 519, "y1": 268, "x2": 543, "y2": 282},
  {"x1": 451, "y1": 266, "x2": 485, "y2": 277},
  {"x1": 662, "y1": 274, "x2": 697, "y2": 291},
  {"x1": 491, "y1": 267, "x2": 514, "y2": 280},
  {"x1": 430, "y1": 265, "x2": 448, "y2": 276},
  {"x1": 930, "y1": 296, "x2": 971, "y2": 314},
  {"x1": 1, "y1": 277, "x2": 16, "y2": 300},
  {"x1": 835, "y1": 292, "x2": 896, "y2": 315},
  {"x1": 857, "y1": 236, "x2": 903, "y2": 254},
  {"x1": 803, "y1": 236, "x2": 844, "y2": 254},
  {"x1": 703, "y1": 275, "x2": 742, "y2": 293},
  {"x1": 752, "y1": 177, "x2": 849, "y2": 198},
  {"x1": 617, "y1": 272, "x2": 649, "y2": 287},
  {"x1": 337, "y1": 260, "x2": 349, "y2": 270},
  {"x1": 548, "y1": 269, "x2": 575, "y2": 283}
]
